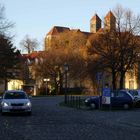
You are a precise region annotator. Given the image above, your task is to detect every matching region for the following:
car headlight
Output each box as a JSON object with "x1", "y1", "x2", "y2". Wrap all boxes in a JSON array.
[
  {"x1": 26, "y1": 102, "x2": 31, "y2": 107},
  {"x1": 85, "y1": 98, "x2": 90, "y2": 103},
  {"x1": 2, "y1": 102, "x2": 9, "y2": 107}
]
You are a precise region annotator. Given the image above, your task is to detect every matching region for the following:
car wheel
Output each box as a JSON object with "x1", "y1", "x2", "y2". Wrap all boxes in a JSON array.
[
  {"x1": 90, "y1": 103, "x2": 96, "y2": 109},
  {"x1": 1, "y1": 111, "x2": 6, "y2": 116},
  {"x1": 135, "y1": 101, "x2": 140, "y2": 108},
  {"x1": 123, "y1": 104, "x2": 129, "y2": 110},
  {"x1": 27, "y1": 111, "x2": 32, "y2": 116}
]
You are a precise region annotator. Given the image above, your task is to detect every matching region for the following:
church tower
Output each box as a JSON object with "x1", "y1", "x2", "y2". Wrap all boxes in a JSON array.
[
  {"x1": 104, "y1": 11, "x2": 116, "y2": 31},
  {"x1": 90, "y1": 14, "x2": 101, "y2": 33}
]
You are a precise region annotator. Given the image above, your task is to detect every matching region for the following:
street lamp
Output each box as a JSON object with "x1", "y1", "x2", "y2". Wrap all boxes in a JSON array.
[
  {"x1": 43, "y1": 78, "x2": 50, "y2": 95},
  {"x1": 64, "y1": 63, "x2": 69, "y2": 104}
]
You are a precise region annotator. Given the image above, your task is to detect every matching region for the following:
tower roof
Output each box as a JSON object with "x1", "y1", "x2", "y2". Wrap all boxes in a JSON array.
[
  {"x1": 47, "y1": 26, "x2": 70, "y2": 36},
  {"x1": 104, "y1": 10, "x2": 116, "y2": 19},
  {"x1": 90, "y1": 14, "x2": 101, "y2": 21}
]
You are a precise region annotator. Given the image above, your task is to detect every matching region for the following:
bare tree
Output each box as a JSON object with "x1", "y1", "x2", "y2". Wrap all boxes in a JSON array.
[
  {"x1": 113, "y1": 5, "x2": 140, "y2": 89},
  {"x1": 31, "y1": 31, "x2": 88, "y2": 94},
  {"x1": 20, "y1": 35, "x2": 39, "y2": 54},
  {"x1": 49, "y1": 30, "x2": 88, "y2": 81},
  {"x1": 88, "y1": 5, "x2": 140, "y2": 90},
  {"x1": 88, "y1": 32, "x2": 120, "y2": 90},
  {"x1": 0, "y1": 4, "x2": 14, "y2": 35}
]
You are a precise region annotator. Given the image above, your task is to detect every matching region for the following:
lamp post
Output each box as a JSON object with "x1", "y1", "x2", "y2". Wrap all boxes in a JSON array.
[
  {"x1": 64, "y1": 63, "x2": 69, "y2": 104},
  {"x1": 43, "y1": 78, "x2": 50, "y2": 95}
]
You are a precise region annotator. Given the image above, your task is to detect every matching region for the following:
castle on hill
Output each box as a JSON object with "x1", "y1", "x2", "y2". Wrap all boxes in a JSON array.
[
  {"x1": 44, "y1": 10, "x2": 138, "y2": 90},
  {"x1": 44, "y1": 11, "x2": 116, "y2": 50}
]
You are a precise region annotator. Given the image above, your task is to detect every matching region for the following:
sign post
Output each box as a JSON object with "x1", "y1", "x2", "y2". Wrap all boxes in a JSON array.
[
  {"x1": 96, "y1": 72, "x2": 103, "y2": 109},
  {"x1": 102, "y1": 87, "x2": 111, "y2": 109}
]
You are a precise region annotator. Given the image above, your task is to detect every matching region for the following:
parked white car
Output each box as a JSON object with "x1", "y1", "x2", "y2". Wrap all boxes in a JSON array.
[{"x1": 1, "y1": 90, "x2": 32, "y2": 115}]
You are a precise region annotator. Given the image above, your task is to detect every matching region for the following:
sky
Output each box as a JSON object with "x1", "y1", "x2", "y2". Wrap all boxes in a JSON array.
[{"x1": 1, "y1": 0, "x2": 140, "y2": 51}]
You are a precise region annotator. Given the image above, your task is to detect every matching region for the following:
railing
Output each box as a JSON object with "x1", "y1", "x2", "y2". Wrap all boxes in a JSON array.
[{"x1": 66, "y1": 95, "x2": 85, "y2": 109}]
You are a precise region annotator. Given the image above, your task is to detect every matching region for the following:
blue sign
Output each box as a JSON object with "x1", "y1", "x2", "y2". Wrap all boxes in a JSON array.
[
  {"x1": 102, "y1": 88, "x2": 111, "y2": 97},
  {"x1": 96, "y1": 72, "x2": 103, "y2": 81}
]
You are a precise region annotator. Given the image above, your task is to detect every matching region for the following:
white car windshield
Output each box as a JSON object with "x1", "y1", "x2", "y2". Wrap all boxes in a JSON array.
[{"x1": 4, "y1": 92, "x2": 27, "y2": 99}]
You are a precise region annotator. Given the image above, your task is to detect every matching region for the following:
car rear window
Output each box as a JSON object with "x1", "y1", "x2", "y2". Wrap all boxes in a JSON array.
[{"x1": 4, "y1": 92, "x2": 27, "y2": 99}]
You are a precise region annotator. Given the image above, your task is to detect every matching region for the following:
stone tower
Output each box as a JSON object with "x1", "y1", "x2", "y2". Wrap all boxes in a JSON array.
[
  {"x1": 104, "y1": 11, "x2": 116, "y2": 31},
  {"x1": 90, "y1": 14, "x2": 101, "y2": 33}
]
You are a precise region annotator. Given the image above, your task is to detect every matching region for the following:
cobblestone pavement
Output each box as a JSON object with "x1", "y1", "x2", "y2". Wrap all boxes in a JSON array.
[{"x1": 0, "y1": 96, "x2": 140, "y2": 140}]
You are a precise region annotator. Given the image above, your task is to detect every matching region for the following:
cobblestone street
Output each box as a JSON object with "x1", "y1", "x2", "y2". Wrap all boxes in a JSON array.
[{"x1": 0, "y1": 96, "x2": 140, "y2": 140}]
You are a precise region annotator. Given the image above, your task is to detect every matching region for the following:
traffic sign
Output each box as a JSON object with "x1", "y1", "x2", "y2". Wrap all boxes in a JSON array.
[
  {"x1": 96, "y1": 72, "x2": 103, "y2": 81},
  {"x1": 102, "y1": 96, "x2": 111, "y2": 104},
  {"x1": 102, "y1": 87, "x2": 111, "y2": 104},
  {"x1": 102, "y1": 87, "x2": 111, "y2": 97}
]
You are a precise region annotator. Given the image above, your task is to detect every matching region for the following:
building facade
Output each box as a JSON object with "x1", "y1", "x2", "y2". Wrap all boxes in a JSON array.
[{"x1": 44, "y1": 11, "x2": 139, "y2": 90}]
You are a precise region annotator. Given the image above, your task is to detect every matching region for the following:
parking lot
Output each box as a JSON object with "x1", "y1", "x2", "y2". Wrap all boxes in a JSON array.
[{"x1": 0, "y1": 96, "x2": 140, "y2": 140}]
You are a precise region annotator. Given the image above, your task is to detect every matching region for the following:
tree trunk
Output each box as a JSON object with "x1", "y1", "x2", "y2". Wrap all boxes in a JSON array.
[
  {"x1": 54, "y1": 77, "x2": 58, "y2": 95},
  {"x1": 112, "y1": 69, "x2": 117, "y2": 90},
  {"x1": 119, "y1": 72, "x2": 125, "y2": 89},
  {"x1": 59, "y1": 73, "x2": 63, "y2": 94},
  {"x1": 4, "y1": 78, "x2": 7, "y2": 90}
]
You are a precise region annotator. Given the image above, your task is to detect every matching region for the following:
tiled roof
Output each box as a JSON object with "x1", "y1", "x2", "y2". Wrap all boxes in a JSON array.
[
  {"x1": 71, "y1": 29, "x2": 93, "y2": 36},
  {"x1": 46, "y1": 26, "x2": 93, "y2": 37},
  {"x1": 23, "y1": 51, "x2": 44, "y2": 59},
  {"x1": 47, "y1": 26, "x2": 70, "y2": 36},
  {"x1": 71, "y1": 29, "x2": 81, "y2": 32},
  {"x1": 104, "y1": 10, "x2": 115, "y2": 19}
]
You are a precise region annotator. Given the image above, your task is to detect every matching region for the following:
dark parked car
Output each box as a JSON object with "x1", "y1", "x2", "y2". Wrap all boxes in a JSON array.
[
  {"x1": 129, "y1": 90, "x2": 140, "y2": 107},
  {"x1": 85, "y1": 90, "x2": 134, "y2": 109}
]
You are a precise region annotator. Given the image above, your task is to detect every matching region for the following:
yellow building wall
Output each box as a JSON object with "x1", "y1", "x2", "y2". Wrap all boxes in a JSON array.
[
  {"x1": 8, "y1": 80, "x2": 23, "y2": 90},
  {"x1": 125, "y1": 70, "x2": 137, "y2": 89}
]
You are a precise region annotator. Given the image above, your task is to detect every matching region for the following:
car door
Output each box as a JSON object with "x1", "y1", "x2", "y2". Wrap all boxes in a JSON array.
[{"x1": 111, "y1": 90, "x2": 131, "y2": 107}]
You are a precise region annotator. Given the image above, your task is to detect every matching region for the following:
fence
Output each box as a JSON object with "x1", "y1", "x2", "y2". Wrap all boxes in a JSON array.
[{"x1": 66, "y1": 95, "x2": 85, "y2": 109}]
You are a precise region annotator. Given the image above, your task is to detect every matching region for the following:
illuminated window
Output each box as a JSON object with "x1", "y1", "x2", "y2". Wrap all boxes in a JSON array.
[{"x1": 129, "y1": 80, "x2": 134, "y2": 89}]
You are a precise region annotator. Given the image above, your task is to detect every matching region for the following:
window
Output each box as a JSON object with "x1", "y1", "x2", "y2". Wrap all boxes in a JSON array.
[
  {"x1": 116, "y1": 91, "x2": 126, "y2": 97},
  {"x1": 4, "y1": 92, "x2": 27, "y2": 99}
]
